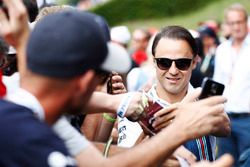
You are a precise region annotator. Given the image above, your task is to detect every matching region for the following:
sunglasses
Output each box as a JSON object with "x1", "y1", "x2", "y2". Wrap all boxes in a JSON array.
[{"x1": 154, "y1": 57, "x2": 193, "y2": 71}]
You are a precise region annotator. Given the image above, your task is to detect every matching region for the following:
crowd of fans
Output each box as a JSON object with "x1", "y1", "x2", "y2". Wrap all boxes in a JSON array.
[{"x1": 0, "y1": 0, "x2": 249, "y2": 167}]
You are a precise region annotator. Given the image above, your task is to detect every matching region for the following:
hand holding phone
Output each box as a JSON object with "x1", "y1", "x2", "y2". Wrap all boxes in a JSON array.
[
  {"x1": 199, "y1": 77, "x2": 225, "y2": 99},
  {"x1": 139, "y1": 100, "x2": 163, "y2": 135}
]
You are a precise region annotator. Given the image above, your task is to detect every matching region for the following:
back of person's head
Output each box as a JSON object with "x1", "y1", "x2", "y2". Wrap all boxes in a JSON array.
[
  {"x1": 224, "y1": 3, "x2": 248, "y2": 21},
  {"x1": 132, "y1": 28, "x2": 151, "y2": 42},
  {"x1": 198, "y1": 26, "x2": 220, "y2": 46},
  {"x1": 152, "y1": 26, "x2": 197, "y2": 57},
  {"x1": 23, "y1": 0, "x2": 39, "y2": 22},
  {"x1": 27, "y1": 10, "x2": 130, "y2": 79}
]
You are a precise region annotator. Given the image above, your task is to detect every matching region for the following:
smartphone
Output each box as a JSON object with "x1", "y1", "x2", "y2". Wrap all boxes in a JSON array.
[{"x1": 199, "y1": 77, "x2": 225, "y2": 99}]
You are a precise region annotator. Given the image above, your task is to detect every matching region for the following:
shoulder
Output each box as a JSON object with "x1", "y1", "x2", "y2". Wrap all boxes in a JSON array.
[
  {"x1": 216, "y1": 40, "x2": 231, "y2": 53},
  {"x1": 0, "y1": 100, "x2": 76, "y2": 166}
]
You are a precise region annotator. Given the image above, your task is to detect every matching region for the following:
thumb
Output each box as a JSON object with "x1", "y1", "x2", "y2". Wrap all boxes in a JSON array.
[{"x1": 182, "y1": 87, "x2": 202, "y2": 103}]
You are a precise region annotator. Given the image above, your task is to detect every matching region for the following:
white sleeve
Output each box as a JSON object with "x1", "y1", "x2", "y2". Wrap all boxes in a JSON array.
[
  {"x1": 117, "y1": 117, "x2": 142, "y2": 148},
  {"x1": 52, "y1": 116, "x2": 90, "y2": 156},
  {"x1": 213, "y1": 45, "x2": 223, "y2": 82}
]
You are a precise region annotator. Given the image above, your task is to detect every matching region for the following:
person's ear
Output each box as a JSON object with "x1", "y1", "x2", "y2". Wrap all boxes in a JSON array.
[
  {"x1": 77, "y1": 70, "x2": 96, "y2": 93},
  {"x1": 191, "y1": 55, "x2": 199, "y2": 70}
]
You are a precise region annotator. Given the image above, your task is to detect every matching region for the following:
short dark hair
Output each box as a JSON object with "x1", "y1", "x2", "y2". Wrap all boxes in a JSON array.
[
  {"x1": 152, "y1": 26, "x2": 197, "y2": 57},
  {"x1": 0, "y1": 37, "x2": 9, "y2": 56}
]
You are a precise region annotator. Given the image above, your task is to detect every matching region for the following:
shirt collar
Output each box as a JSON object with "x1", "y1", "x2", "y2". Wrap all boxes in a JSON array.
[
  {"x1": 147, "y1": 83, "x2": 194, "y2": 107},
  {"x1": 5, "y1": 88, "x2": 45, "y2": 120},
  {"x1": 229, "y1": 33, "x2": 250, "y2": 46}
]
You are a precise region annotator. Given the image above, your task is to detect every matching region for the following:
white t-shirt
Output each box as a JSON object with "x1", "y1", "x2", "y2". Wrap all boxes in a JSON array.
[
  {"x1": 117, "y1": 84, "x2": 216, "y2": 160},
  {"x1": 213, "y1": 34, "x2": 250, "y2": 113}
]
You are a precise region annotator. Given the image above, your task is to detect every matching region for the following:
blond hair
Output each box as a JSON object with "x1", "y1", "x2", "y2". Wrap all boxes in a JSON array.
[{"x1": 224, "y1": 3, "x2": 248, "y2": 21}]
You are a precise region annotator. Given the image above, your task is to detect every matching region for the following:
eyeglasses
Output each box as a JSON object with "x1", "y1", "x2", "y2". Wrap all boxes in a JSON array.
[
  {"x1": 227, "y1": 20, "x2": 246, "y2": 26},
  {"x1": 154, "y1": 57, "x2": 193, "y2": 71}
]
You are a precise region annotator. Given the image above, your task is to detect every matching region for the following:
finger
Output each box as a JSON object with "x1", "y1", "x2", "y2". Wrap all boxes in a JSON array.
[
  {"x1": 3, "y1": 0, "x2": 24, "y2": 15},
  {"x1": 153, "y1": 120, "x2": 172, "y2": 131},
  {"x1": 175, "y1": 146, "x2": 197, "y2": 164},
  {"x1": 152, "y1": 112, "x2": 176, "y2": 128},
  {"x1": 211, "y1": 154, "x2": 234, "y2": 167},
  {"x1": 182, "y1": 88, "x2": 202, "y2": 103},
  {"x1": 199, "y1": 95, "x2": 227, "y2": 106},
  {"x1": 3, "y1": 0, "x2": 17, "y2": 17},
  {"x1": 0, "y1": 8, "x2": 9, "y2": 25},
  {"x1": 4, "y1": 0, "x2": 27, "y2": 25},
  {"x1": 111, "y1": 75, "x2": 123, "y2": 83},
  {"x1": 205, "y1": 103, "x2": 225, "y2": 116},
  {"x1": 0, "y1": 9, "x2": 10, "y2": 35},
  {"x1": 138, "y1": 121, "x2": 155, "y2": 136},
  {"x1": 112, "y1": 89, "x2": 127, "y2": 94},
  {"x1": 165, "y1": 156, "x2": 181, "y2": 167},
  {"x1": 112, "y1": 83, "x2": 125, "y2": 90},
  {"x1": 154, "y1": 103, "x2": 179, "y2": 117}
]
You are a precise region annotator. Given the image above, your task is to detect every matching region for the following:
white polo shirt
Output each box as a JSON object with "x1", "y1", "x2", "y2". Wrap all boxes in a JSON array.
[{"x1": 213, "y1": 34, "x2": 250, "y2": 113}]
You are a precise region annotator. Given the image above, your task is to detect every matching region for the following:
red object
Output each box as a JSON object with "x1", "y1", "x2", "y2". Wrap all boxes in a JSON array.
[
  {"x1": 0, "y1": 71, "x2": 6, "y2": 97},
  {"x1": 140, "y1": 101, "x2": 163, "y2": 134},
  {"x1": 132, "y1": 50, "x2": 148, "y2": 65}
]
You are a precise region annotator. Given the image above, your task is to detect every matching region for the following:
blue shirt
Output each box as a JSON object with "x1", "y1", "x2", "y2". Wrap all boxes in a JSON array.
[{"x1": 0, "y1": 100, "x2": 77, "y2": 167}]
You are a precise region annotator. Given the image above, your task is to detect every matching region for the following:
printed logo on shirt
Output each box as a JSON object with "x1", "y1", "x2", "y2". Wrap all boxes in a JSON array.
[
  {"x1": 118, "y1": 125, "x2": 126, "y2": 144},
  {"x1": 48, "y1": 151, "x2": 76, "y2": 167}
]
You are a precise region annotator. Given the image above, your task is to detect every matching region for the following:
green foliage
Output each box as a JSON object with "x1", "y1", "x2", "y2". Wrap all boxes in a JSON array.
[{"x1": 92, "y1": 0, "x2": 222, "y2": 26}]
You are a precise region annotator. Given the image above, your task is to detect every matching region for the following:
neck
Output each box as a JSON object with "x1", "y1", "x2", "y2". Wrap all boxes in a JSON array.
[
  {"x1": 21, "y1": 77, "x2": 73, "y2": 125},
  {"x1": 232, "y1": 35, "x2": 247, "y2": 50},
  {"x1": 156, "y1": 84, "x2": 188, "y2": 104},
  {"x1": 26, "y1": 87, "x2": 68, "y2": 125}
]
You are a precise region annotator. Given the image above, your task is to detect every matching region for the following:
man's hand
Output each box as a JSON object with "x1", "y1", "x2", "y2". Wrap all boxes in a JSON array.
[
  {"x1": 152, "y1": 103, "x2": 179, "y2": 131},
  {"x1": 172, "y1": 90, "x2": 229, "y2": 140},
  {"x1": 123, "y1": 92, "x2": 149, "y2": 121},
  {"x1": 162, "y1": 155, "x2": 181, "y2": 167},
  {"x1": 174, "y1": 145, "x2": 197, "y2": 165},
  {"x1": 0, "y1": 0, "x2": 29, "y2": 48},
  {"x1": 0, "y1": 0, "x2": 30, "y2": 77},
  {"x1": 183, "y1": 88, "x2": 231, "y2": 137},
  {"x1": 108, "y1": 72, "x2": 127, "y2": 94}
]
